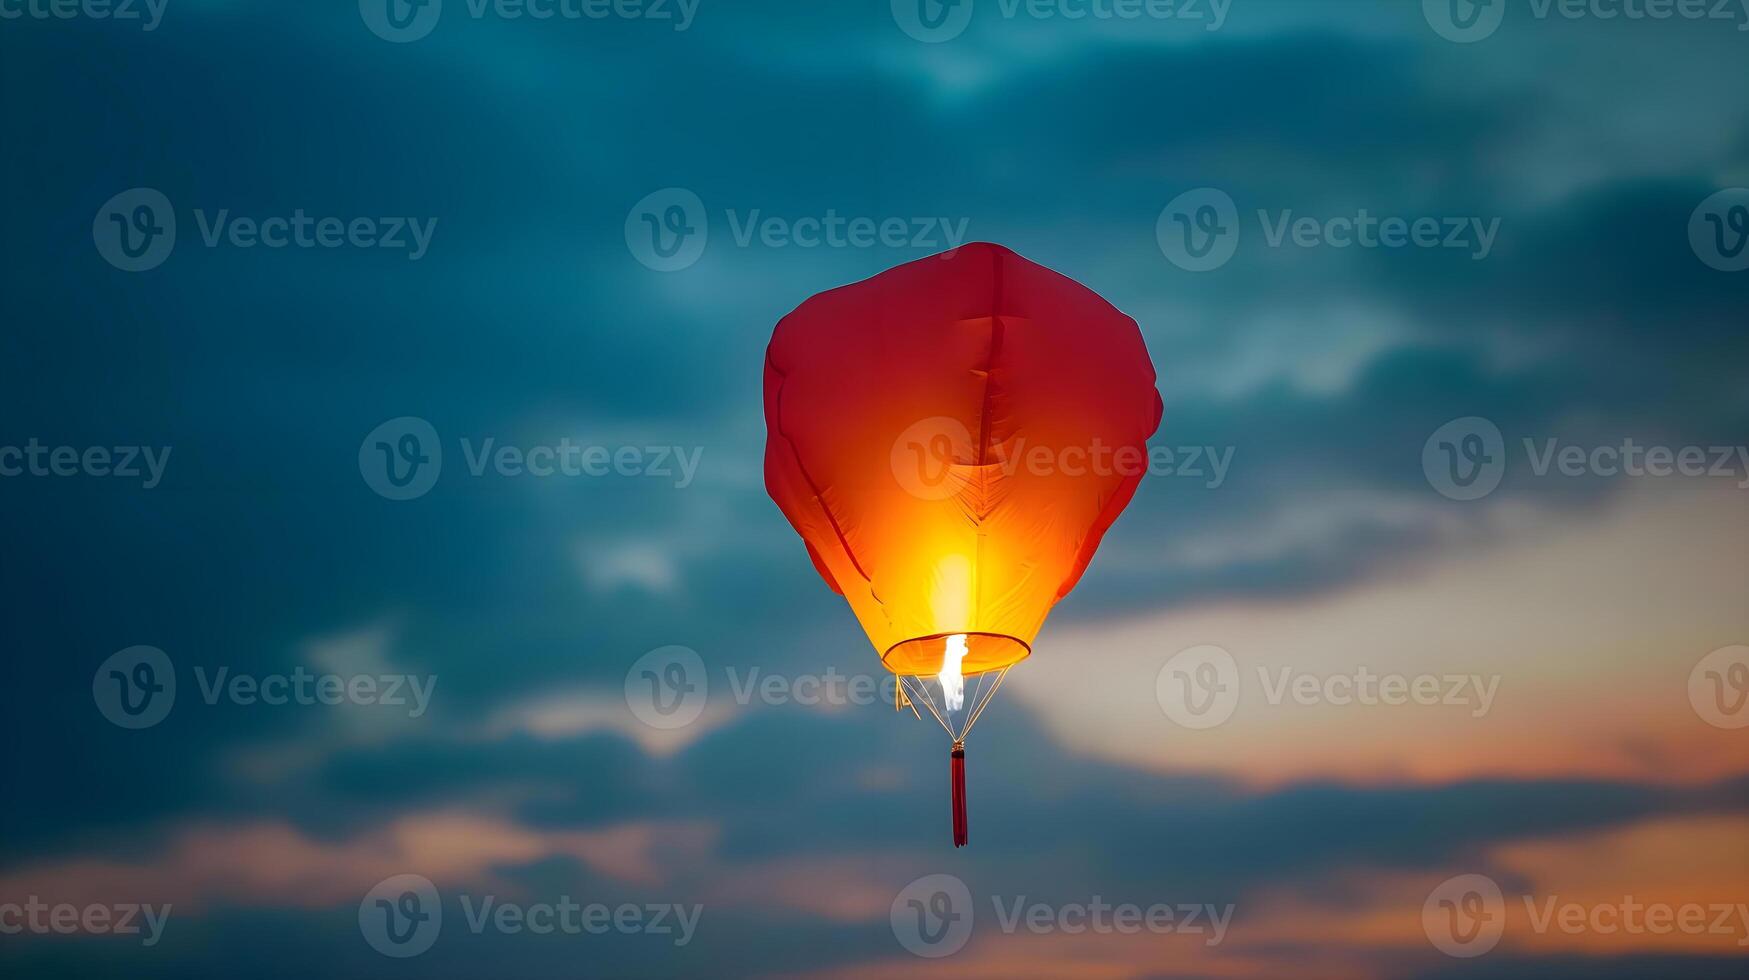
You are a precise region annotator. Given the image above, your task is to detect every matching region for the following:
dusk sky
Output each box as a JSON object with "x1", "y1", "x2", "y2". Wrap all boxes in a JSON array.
[{"x1": 2, "y1": 1, "x2": 1747, "y2": 977}]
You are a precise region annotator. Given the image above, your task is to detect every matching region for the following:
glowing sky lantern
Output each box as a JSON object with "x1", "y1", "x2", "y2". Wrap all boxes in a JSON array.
[{"x1": 764, "y1": 243, "x2": 1162, "y2": 846}]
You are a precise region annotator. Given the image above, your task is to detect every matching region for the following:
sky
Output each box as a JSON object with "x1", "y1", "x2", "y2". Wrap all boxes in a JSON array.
[{"x1": 2, "y1": 0, "x2": 1748, "y2": 977}]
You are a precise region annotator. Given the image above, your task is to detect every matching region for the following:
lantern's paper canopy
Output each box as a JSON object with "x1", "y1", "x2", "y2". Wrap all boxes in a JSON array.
[{"x1": 763, "y1": 243, "x2": 1162, "y2": 676}]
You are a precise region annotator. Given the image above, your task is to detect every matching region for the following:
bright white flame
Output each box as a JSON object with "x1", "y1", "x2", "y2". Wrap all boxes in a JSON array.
[{"x1": 938, "y1": 633, "x2": 967, "y2": 712}]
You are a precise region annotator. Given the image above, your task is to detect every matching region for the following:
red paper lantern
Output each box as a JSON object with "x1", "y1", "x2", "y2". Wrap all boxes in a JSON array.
[{"x1": 764, "y1": 243, "x2": 1161, "y2": 845}]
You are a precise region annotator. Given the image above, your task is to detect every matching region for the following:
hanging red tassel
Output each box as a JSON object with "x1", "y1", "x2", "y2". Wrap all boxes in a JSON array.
[{"x1": 951, "y1": 742, "x2": 968, "y2": 847}]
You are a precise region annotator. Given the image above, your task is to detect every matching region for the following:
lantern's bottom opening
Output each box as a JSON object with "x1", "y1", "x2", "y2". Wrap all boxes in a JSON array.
[{"x1": 881, "y1": 632, "x2": 1030, "y2": 675}]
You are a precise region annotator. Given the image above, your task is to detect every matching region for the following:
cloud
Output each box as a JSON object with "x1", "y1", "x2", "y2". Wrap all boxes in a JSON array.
[
  {"x1": 478, "y1": 687, "x2": 736, "y2": 757},
  {"x1": 0, "y1": 812, "x2": 715, "y2": 913},
  {"x1": 1018, "y1": 480, "x2": 1749, "y2": 787}
]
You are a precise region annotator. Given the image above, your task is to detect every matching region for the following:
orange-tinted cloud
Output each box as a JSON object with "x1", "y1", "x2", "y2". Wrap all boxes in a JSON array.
[
  {"x1": 0, "y1": 813, "x2": 716, "y2": 913},
  {"x1": 1014, "y1": 482, "x2": 1749, "y2": 788}
]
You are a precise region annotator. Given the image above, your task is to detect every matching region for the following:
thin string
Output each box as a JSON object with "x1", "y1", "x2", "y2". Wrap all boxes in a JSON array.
[
  {"x1": 961, "y1": 667, "x2": 1009, "y2": 740},
  {"x1": 897, "y1": 668, "x2": 1011, "y2": 742},
  {"x1": 899, "y1": 674, "x2": 955, "y2": 739}
]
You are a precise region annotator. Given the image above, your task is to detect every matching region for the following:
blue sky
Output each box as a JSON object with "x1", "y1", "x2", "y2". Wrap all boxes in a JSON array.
[{"x1": 2, "y1": 1, "x2": 1747, "y2": 977}]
